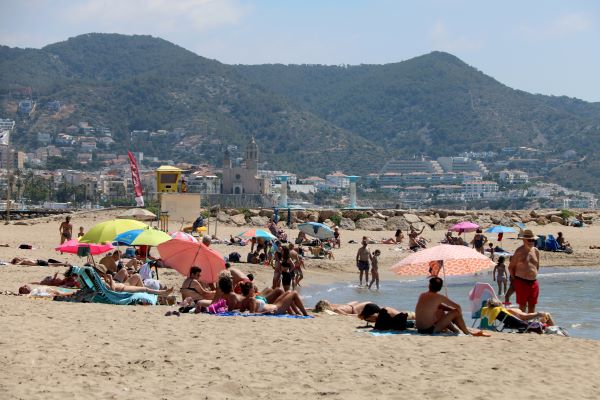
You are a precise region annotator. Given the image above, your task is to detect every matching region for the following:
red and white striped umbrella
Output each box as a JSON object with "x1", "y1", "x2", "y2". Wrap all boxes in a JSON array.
[{"x1": 391, "y1": 244, "x2": 494, "y2": 276}]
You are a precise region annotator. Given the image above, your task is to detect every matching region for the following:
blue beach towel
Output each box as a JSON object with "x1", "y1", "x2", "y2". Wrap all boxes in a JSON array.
[{"x1": 72, "y1": 266, "x2": 157, "y2": 305}]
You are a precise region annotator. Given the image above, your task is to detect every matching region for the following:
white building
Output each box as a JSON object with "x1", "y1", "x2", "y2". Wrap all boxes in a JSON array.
[
  {"x1": 463, "y1": 181, "x2": 499, "y2": 199},
  {"x1": 499, "y1": 170, "x2": 529, "y2": 185},
  {"x1": 325, "y1": 171, "x2": 350, "y2": 188}
]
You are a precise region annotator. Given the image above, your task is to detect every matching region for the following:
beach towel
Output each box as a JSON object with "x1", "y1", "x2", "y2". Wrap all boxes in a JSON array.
[
  {"x1": 209, "y1": 311, "x2": 313, "y2": 319},
  {"x1": 361, "y1": 329, "x2": 463, "y2": 337}
]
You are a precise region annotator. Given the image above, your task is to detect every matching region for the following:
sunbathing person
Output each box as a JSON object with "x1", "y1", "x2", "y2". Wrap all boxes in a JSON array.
[
  {"x1": 94, "y1": 264, "x2": 173, "y2": 296},
  {"x1": 180, "y1": 266, "x2": 215, "y2": 301},
  {"x1": 485, "y1": 299, "x2": 555, "y2": 326},
  {"x1": 11, "y1": 257, "x2": 69, "y2": 267},
  {"x1": 358, "y1": 303, "x2": 415, "y2": 330},
  {"x1": 206, "y1": 272, "x2": 242, "y2": 311},
  {"x1": 415, "y1": 277, "x2": 489, "y2": 336},
  {"x1": 238, "y1": 281, "x2": 285, "y2": 312},
  {"x1": 314, "y1": 300, "x2": 372, "y2": 315},
  {"x1": 38, "y1": 266, "x2": 80, "y2": 288}
]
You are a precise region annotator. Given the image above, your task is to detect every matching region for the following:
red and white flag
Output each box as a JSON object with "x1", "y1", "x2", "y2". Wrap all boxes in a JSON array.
[{"x1": 127, "y1": 151, "x2": 144, "y2": 207}]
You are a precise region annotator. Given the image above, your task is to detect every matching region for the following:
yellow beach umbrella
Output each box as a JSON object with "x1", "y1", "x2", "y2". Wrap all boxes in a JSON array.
[{"x1": 79, "y1": 219, "x2": 148, "y2": 244}]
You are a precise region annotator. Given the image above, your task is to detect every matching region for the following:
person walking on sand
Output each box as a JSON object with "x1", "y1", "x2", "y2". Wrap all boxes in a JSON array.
[
  {"x1": 356, "y1": 238, "x2": 370, "y2": 286},
  {"x1": 508, "y1": 229, "x2": 541, "y2": 313},
  {"x1": 493, "y1": 256, "x2": 508, "y2": 296},
  {"x1": 368, "y1": 249, "x2": 381, "y2": 290},
  {"x1": 59, "y1": 216, "x2": 73, "y2": 244}
]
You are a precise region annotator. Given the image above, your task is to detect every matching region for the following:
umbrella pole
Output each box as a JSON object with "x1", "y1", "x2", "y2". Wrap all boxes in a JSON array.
[{"x1": 442, "y1": 262, "x2": 448, "y2": 297}]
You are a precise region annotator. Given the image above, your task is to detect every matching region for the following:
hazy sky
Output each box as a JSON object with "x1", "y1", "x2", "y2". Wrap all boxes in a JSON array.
[{"x1": 2, "y1": 0, "x2": 599, "y2": 101}]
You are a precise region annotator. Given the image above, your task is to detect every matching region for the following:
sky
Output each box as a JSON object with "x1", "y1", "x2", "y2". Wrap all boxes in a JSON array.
[{"x1": 1, "y1": 0, "x2": 599, "y2": 102}]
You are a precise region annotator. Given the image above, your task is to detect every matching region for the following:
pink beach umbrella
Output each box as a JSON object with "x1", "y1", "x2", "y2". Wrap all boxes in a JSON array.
[
  {"x1": 170, "y1": 231, "x2": 198, "y2": 242},
  {"x1": 56, "y1": 239, "x2": 114, "y2": 256},
  {"x1": 448, "y1": 221, "x2": 480, "y2": 233},
  {"x1": 157, "y1": 239, "x2": 225, "y2": 283},
  {"x1": 391, "y1": 244, "x2": 494, "y2": 277}
]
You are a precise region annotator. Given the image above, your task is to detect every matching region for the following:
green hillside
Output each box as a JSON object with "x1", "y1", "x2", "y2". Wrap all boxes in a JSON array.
[{"x1": 1, "y1": 33, "x2": 600, "y2": 190}]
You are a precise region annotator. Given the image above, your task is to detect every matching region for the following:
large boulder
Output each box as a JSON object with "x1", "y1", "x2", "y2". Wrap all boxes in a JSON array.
[
  {"x1": 536, "y1": 217, "x2": 547, "y2": 226},
  {"x1": 433, "y1": 222, "x2": 446, "y2": 231},
  {"x1": 258, "y1": 209, "x2": 274, "y2": 218},
  {"x1": 550, "y1": 215, "x2": 566, "y2": 225},
  {"x1": 403, "y1": 213, "x2": 421, "y2": 224},
  {"x1": 230, "y1": 214, "x2": 247, "y2": 226},
  {"x1": 420, "y1": 215, "x2": 438, "y2": 228},
  {"x1": 411, "y1": 221, "x2": 431, "y2": 233},
  {"x1": 450, "y1": 210, "x2": 467, "y2": 216},
  {"x1": 342, "y1": 210, "x2": 362, "y2": 220},
  {"x1": 339, "y1": 217, "x2": 356, "y2": 230},
  {"x1": 308, "y1": 212, "x2": 319, "y2": 222},
  {"x1": 356, "y1": 217, "x2": 386, "y2": 231},
  {"x1": 250, "y1": 216, "x2": 269, "y2": 226},
  {"x1": 374, "y1": 212, "x2": 387, "y2": 220},
  {"x1": 436, "y1": 209, "x2": 449, "y2": 218},
  {"x1": 248, "y1": 209, "x2": 260, "y2": 217},
  {"x1": 381, "y1": 210, "x2": 396, "y2": 217},
  {"x1": 319, "y1": 209, "x2": 340, "y2": 222},
  {"x1": 384, "y1": 216, "x2": 411, "y2": 231},
  {"x1": 216, "y1": 211, "x2": 231, "y2": 223}
]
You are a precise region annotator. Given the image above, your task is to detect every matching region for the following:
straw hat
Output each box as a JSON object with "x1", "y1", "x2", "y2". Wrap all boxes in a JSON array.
[
  {"x1": 517, "y1": 229, "x2": 538, "y2": 240},
  {"x1": 93, "y1": 263, "x2": 108, "y2": 274}
]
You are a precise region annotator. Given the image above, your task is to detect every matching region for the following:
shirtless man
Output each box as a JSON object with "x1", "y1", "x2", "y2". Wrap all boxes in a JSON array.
[
  {"x1": 355, "y1": 238, "x2": 370, "y2": 286},
  {"x1": 408, "y1": 226, "x2": 425, "y2": 251},
  {"x1": 508, "y1": 229, "x2": 541, "y2": 313},
  {"x1": 99, "y1": 251, "x2": 122, "y2": 274},
  {"x1": 59, "y1": 216, "x2": 73, "y2": 244},
  {"x1": 415, "y1": 277, "x2": 487, "y2": 335}
]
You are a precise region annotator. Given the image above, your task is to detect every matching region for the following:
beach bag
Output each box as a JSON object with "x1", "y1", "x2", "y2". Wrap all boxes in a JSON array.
[
  {"x1": 19, "y1": 244, "x2": 32, "y2": 249},
  {"x1": 228, "y1": 252, "x2": 241, "y2": 263}
]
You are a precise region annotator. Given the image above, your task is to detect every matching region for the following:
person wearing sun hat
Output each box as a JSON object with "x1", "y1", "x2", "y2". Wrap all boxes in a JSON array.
[{"x1": 508, "y1": 229, "x2": 541, "y2": 313}]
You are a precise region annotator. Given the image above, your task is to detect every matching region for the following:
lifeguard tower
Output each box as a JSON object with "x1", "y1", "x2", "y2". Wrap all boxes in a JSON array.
[{"x1": 156, "y1": 165, "x2": 182, "y2": 193}]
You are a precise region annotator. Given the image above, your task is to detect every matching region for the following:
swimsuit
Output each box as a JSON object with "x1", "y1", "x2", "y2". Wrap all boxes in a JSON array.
[
  {"x1": 514, "y1": 275, "x2": 539, "y2": 306},
  {"x1": 255, "y1": 298, "x2": 266, "y2": 312},
  {"x1": 357, "y1": 260, "x2": 369, "y2": 271},
  {"x1": 417, "y1": 326, "x2": 435, "y2": 335},
  {"x1": 181, "y1": 281, "x2": 202, "y2": 296}
]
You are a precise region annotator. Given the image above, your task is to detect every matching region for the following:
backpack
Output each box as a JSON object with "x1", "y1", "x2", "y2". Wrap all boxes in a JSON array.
[{"x1": 228, "y1": 252, "x2": 241, "y2": 263}]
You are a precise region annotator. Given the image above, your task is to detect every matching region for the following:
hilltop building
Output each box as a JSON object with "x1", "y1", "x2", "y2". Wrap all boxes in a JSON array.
[{"x1": 221, "y1": 136, "x2": 270, "y2": 195}]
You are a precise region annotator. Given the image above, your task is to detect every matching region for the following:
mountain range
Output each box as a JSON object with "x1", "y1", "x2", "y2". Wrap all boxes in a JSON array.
[{"x1": 1, "y1": 33, "x2": 599, "y2": 191}]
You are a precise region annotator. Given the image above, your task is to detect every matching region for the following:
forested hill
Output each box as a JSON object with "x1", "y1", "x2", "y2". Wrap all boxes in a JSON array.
[{"x1": 2, "y1": 34, "x2": 600, "y2": 190}]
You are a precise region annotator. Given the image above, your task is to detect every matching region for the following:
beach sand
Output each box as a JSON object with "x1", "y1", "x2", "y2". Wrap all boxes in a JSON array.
[{"x1": 1, "y1": 209, "x2": 600, "y2": 399}]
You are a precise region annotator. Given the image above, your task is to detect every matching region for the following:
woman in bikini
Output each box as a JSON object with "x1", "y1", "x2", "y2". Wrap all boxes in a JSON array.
[
  {"x1": 180, "y1": 266, "x2": 215, "y2": 301},
  {"x1": 313, "y1": 300, "x2": 372, "y2": 316},
  {"x1": 238, "y1": 281, "x2": 285, "y2": 313},
  {"x1": 95, "y1": 264, "x2": 173, "y2": 296}
]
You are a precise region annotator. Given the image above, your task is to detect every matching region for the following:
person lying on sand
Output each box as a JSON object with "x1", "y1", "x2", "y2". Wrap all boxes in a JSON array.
[
  {"x1": 94, "y1": 264, "x2": 173, "y2": 296},
  {"x1": 357, "y1": 303, "x2": 416, "y2": 330},
  {"x1": 415, "y1": 277, "x2": 490, "y2": 336},
  {"x1": 314, "y1": 300, "x2": 373, "y2": 315},
  {"x1": 38, "y1": 266, "x2": 80, "y2": 288},
  {"x1": 11, "y1": 257, "x2": 69, "y2": 266}
]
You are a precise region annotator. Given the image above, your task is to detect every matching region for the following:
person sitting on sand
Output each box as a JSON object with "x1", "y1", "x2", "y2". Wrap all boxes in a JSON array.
[
  {"x1": 94, "y1": 264, "x2": 173, "y2": 296},
  {"x1": 415, "y1": 277, "x2": 489, "y2": 336},
  {"x1": 238, "y1": 281, "x2": 285, "y2": 312},
  {"x1": 238, "y1": 280, "x2": 308, "y2": 315},
  {"x1": 77, "y1": 226, "x2": 85, "y2": 238},
  {"x1": 333, "y1": 227, "x2": 341, "y2": 248},
  {"x1": 180, "y1": 266, "x2": 215, "y2": 301},
  {"x1": 444, "y1": 232, "x2": 456, "y2": 245},
  {"x1": 408, "y1": 226, "x2": 426, "y2": 251},
  {"x1": 98, "y1": 251, "x2": 123, "y2": 274},
  {"x1": 208, "y1": 272, "x2": 242, "y2": 311},
  {"x1": 556, "y1": 232, "x2": 571, "y2": 250},
  {"x1": 314, "y1": 300, "x2": 372, "y2": 316}
]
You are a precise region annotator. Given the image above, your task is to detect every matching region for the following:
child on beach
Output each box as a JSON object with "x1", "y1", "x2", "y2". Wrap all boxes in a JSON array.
[
  {"x1": 77, "y1": 227, "x2": 85, "y2": 238},
  {"x1": 368, "y1": 250, "x2": 380, "y2": 290},
  {"x1": 488, "y1": 242, "x2": 494, "y2": 261},
  {"x1": 493, "y1": 256, "x2": 508, "y2": 295}
]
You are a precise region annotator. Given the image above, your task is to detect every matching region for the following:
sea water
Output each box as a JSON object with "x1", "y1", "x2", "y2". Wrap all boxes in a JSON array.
[{"x1": 299, "y1": 267, "x2": 600, "y2": 340}]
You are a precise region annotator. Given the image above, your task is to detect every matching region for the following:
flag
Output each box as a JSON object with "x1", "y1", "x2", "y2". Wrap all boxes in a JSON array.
[
  {"x1": 0, "y1": 130, "x2": 9, "y2": 146},
  {"x1": 127, "y1": 151, "x2": 144, "y2": 207}
]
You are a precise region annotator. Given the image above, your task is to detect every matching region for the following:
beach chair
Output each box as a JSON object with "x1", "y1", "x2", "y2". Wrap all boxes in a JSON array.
[
  {"x1": 72, "y1": 266, "x2": 157, "y2": 305},
  {"x1": 468, "y1": 282, "x2": 497, "y2": 328}
]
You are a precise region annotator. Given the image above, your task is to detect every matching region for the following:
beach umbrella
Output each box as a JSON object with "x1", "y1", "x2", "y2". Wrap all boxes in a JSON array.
[
  {"x1": 56, "y1": 239, "x2": 114, "y2": 255},
  {"x1": 80, "y1": 219, "x2": 148, "y2": 244},
  {"x1": 237, "y1": 228, "x2": 277, "y2": 240},
  {"x1": 391, "y1": 244, "x2": 494, "y2": 277},
  {"x1": 116, "y1": 208, "x2": 157, "y2": 221},
  {"x1": 297, "y1": 222, "x2": 334, "y2": 240},
  {"x1": 448, "y1": 221, "x2": 480, "y2": 233},
  {"x1": 157, "y1": 239, "x2": 226, "y2": 283},
  {"x1": 114, "y1": 228, "x2": 172, "y2": 246},
  {"x1": 170, "y1": 231, "x2": 198, "y2": 242},
  {"x1": 485, "y1": 226, "x2": 516, "y2": 234}
]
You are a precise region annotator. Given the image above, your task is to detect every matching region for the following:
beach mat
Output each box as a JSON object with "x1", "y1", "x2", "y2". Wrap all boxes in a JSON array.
[{"x1": 211, "y1": 311, "x2": 313, "y2": 319}]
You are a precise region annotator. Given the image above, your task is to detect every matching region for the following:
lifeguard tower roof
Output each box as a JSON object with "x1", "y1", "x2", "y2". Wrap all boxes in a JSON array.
[{"x1": 157, "y1": 165, "x2": 183, "y2": 172}]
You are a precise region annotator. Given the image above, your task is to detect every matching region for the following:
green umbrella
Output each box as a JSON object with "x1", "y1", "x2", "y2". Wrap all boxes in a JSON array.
[
  {"x1": 80, "y1": 219, "x2": 148, "y2": 244},
  {"x1": 114, "y1": 228, "x2": 172, "y2": 247}
]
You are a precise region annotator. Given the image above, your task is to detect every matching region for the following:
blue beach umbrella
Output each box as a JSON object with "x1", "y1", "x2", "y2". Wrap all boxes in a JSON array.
[
  {"x1": 485, "y1": 226, "x2": 516, "y2": 234},
  {"x1": 114, "y1": 228, "x2": 172, "y2": 246},
  {"x1": 297, "y1": 222, "x2": 334, "y2": 240},
  {"x1": 237, "y1": 228, "x2": 277, "y2": 240}
]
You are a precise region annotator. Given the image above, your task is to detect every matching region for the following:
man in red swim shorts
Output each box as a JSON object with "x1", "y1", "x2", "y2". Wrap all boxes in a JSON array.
[{"x1": 508, "y1": 229, "x2": 541, "y2": 313}]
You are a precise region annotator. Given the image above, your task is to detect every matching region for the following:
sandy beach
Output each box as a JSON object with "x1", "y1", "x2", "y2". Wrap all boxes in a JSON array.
[{"x1": 1, "y1": 209, "x2": 600, "y2": 400}]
